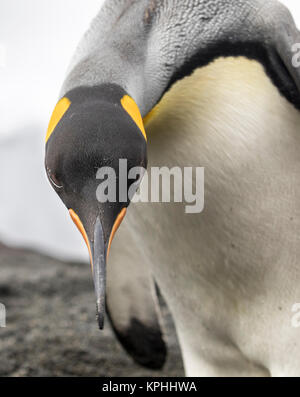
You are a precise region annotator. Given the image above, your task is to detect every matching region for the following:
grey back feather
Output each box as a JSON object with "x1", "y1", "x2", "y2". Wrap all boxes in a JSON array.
[{"x1": 62, "y1": 0, "x2": 300, "y2": 114}]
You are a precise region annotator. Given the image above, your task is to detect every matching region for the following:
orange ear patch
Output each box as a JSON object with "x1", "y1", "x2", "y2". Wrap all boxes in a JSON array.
[
  {"x1": 69, "y1": 209, "x2": 93, "y2": 268},
  {"x1": 121, "y1": 95, "x2": 147, "y2": 141},
  {"x1": 46, "y1": 97, "x2": 71, "y2": 143}
]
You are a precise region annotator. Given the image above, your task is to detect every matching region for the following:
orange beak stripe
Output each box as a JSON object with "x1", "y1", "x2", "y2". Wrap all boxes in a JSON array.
[
  {"x1": 69, "y1": 208, "x2": 127, "y2": 266},
  {"x1": 107, "y1": 208, "x2": 127, "y2": 260},
  {"x1": 69, "y1": 209, "x2": 93, "y2": 267}
]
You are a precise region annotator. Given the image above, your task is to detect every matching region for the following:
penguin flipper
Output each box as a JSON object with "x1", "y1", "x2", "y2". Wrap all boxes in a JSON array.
[{"x1": 106, "y1": 233, "x2": 166, "y2": 370}]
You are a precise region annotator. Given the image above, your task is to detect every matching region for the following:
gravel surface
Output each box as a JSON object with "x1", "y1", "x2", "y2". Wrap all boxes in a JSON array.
[{"x1": 0, "y1": 243, "x2": 184, "y2": 377}]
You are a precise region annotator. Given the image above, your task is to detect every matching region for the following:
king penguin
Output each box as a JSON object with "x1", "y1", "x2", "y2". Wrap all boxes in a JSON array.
[{"x1": 45, "y1": 0, "x2": 300, "y2": 376}]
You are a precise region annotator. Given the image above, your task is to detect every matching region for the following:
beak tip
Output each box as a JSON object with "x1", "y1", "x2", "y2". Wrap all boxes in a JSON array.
[{"x1": 96, "y1": 302, "x2": 105, "y2": 330}]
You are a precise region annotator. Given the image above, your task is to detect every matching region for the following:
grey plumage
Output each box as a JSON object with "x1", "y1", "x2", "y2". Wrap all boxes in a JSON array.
[{"x1": 63, "y1": 0, "x2": 300, "y2": 114}]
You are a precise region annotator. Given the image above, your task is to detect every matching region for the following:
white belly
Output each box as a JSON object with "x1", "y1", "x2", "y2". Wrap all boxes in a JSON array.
[{"x1": 112, "y1": 57, "x2": 300, "y2": 376}]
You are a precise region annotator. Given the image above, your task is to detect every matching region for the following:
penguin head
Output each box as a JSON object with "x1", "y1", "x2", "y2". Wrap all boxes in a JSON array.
[{"x1": 45, "y1": 84, "x2": 147, "y2": 329}]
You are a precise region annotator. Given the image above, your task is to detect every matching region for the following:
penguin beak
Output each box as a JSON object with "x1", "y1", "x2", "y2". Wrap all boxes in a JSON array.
[
  {"x1": 69, "y1": 208, "x2": 127, "y2": 330},
  {"x1": 92, "y1": 217, "x2": 107, "y2": 330}
]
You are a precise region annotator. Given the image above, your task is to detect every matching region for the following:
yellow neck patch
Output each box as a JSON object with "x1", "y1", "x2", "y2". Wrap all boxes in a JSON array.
[
  {"x1": 46, "y1": 97, "x2": 71, "y2": 143},
  {"x1": 121, "y1": 95, "x2": 147, "y2": 141},
  {"x1": 143, "y1": 103, "x2": 160, "y2": 127}
]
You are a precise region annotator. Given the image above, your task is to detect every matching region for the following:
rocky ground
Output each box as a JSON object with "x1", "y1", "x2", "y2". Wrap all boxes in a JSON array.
[{"x1": 0, "y1": 243, "x2": 183, "y2": 377}]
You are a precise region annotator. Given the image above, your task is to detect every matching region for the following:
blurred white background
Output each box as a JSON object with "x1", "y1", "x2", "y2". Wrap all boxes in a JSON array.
[
  {"x1": 0, "y1": 0, "x2": 104, "y2": 260},
  {"x1": 0, "y1": 0, "x2": 299, "y2": 261}
]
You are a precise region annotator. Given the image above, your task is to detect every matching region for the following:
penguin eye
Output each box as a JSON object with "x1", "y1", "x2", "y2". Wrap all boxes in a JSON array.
[{"x1": 46, "y1": 167, "x2": 63, "y2": 190}]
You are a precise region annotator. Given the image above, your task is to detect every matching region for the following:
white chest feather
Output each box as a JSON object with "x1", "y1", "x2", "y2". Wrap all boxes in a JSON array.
[{"x1": 113, "y1": 57, "x2": 300, "y2": 376}]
